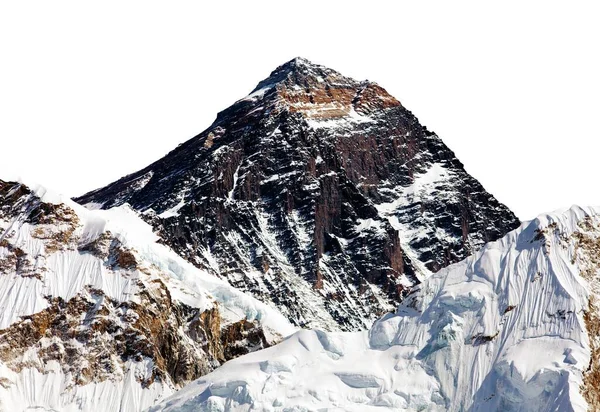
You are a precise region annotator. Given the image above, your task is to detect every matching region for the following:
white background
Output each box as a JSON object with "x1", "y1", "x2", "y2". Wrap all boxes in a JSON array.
[{"x1": 1, "y1": 1, "x2": 598, "y2": 220}]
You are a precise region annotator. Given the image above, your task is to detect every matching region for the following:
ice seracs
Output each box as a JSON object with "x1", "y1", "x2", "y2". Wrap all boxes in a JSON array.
[{"x1": 150, "y1": 205, "x2": 600, "y2": 412}]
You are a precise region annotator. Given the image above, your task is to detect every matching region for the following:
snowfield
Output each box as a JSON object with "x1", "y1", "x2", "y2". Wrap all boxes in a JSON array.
[{"x1": 151, "y1": 206, "x2": 600, "y2": 412}]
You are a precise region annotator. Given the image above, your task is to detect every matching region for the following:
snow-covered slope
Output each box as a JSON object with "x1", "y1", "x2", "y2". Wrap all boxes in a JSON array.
[
  {"x1": 0, "y1": 179, "x2": 295, "y2": 412},
  {"x1": 150, "y1": 205, "x2": 600, "y2": 412}
]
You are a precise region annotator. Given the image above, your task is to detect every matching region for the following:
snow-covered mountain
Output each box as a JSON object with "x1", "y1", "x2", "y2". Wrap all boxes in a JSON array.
[
  {"x1": 1, "y1": 57, "x2": 595, "y2": 412},
  {"x1": 0, "y1": 179, "x2": 295, "y2": 412},
  {"x1": 75, "y1": 57, "x2": 520, "y2": 331},
  {"x1": 150, "y1": 205, "x2": 600, "y2": 412}
]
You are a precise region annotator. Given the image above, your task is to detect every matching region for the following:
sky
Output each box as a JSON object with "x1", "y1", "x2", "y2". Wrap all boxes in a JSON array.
[{"x1": 0, "y1": 1, "x2": 599, "y2": 220}]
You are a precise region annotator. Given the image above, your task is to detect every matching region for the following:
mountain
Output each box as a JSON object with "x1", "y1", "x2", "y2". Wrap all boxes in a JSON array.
[
  {"x1": 0, "y1": 179, "x2": 295, "y2": 412},
  {"x1": 75, "y1": 57, "x2": 520, "y2": 331},
  {"x1": 150, "y1": 205, "x2": 600, "y2": 412}
]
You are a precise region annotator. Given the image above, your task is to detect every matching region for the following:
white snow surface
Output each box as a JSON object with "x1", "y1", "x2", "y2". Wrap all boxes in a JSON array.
[
  {"x1": 0, "y1": 180, "x2": 295, "y2": 412},
  {"x1": 151, "y1": 205, "x2": 600, "y2": 412}
]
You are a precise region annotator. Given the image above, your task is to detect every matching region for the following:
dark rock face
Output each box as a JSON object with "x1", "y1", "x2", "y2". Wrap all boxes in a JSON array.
[{"x1": 75, "y1": 58, "x2": 520, "y2": 331}]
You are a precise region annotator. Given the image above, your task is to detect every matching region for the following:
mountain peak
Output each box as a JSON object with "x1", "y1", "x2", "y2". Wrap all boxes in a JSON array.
[
  {"x1": 75, "y1": 58, "x2": 520, "y2": 336},
  {"x1": 243, "y1": 57, "x2": 400, "y2": 120},
  {"x1": 250, "y1": 56, "x2": 349, "y2": 94},
  {"x1": 277, "y1": 57, "x2": 340, "y2": 77},
  {"x1": 282, "y1": 56, "x2": 318, "y2": 69}
]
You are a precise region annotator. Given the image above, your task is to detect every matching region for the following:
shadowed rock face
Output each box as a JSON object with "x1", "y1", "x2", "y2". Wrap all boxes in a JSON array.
[{"x1": 75, "y1": 58, "x2": 520, "y2": 331}]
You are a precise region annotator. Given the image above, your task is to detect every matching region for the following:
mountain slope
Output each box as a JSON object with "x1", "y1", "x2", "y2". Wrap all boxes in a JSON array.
[
  {"x1": 75, "y1": 57, "x2": 520, "y2": 331},
  {"x1": 150, "y1": 205, "x2": 600, "y2": 412},
  {"x1": 0, "y1": 179, "x2": 295, "y2": 412}
]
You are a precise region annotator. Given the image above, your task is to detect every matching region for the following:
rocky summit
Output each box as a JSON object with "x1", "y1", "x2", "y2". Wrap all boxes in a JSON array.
[{"x1": 75, "y1": 57, "x2": 520, "y2": 331}]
